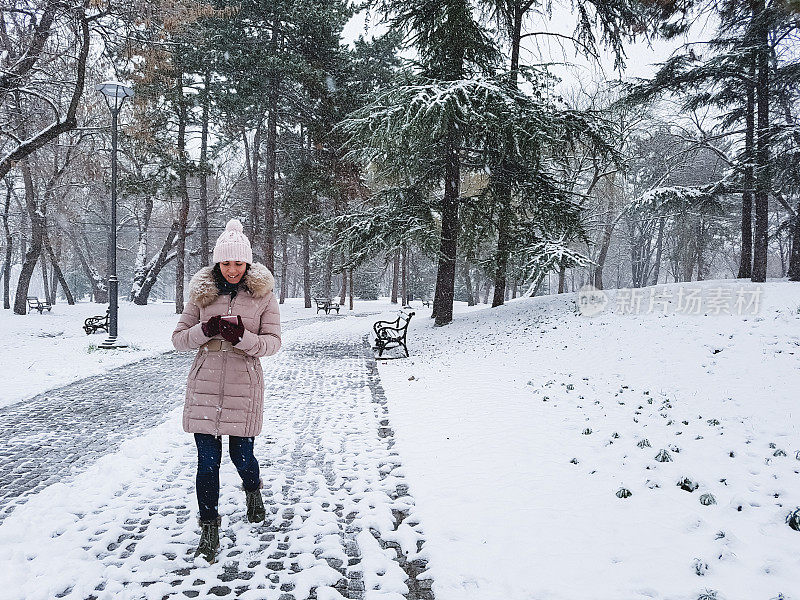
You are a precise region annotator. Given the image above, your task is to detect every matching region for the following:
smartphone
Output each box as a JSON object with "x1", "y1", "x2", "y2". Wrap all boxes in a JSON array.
[{"x1": 220, "y1": 315, "x2": 239, "y2": 324}]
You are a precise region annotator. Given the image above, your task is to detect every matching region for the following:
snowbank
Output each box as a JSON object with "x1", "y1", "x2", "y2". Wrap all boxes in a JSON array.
[{"x1": 378, "y1": 279, "x2": 800, "y2": 600}]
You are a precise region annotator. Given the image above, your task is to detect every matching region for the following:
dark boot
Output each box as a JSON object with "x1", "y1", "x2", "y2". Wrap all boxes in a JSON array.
[
  {"x1": 245, "y1": 481, "x2": 266, "y2": 523},
  {"x1": 195, "y1": 516, "x2": 221, "y2": 563}
]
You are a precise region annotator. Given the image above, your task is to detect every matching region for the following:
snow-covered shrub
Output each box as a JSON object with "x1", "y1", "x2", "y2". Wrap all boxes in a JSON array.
[
  {"x1": 678, "y1": 477, "x2": 699, "y2": 492},
  {"x1": 700, "y1": 493, "x2": 716, "y2": 505},
  {"x1": 655, "y1": 449, "x2": 672, "y2": 462},
  {"x1": 637, "y1": 439, "x2": 651, "y2": 448},
  {"x1": 693, "y1": 558, "x2": 708, "y2": 576},
  {"x1": 616, "y1": 488, "x2": 632, "y2": 498},
  {"x1": 786, "y1": 508, "x2": 800, "y2": 531}
]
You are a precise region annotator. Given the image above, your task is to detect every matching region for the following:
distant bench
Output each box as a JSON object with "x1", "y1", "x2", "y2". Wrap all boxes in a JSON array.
[
  {"x1": 372, "y1": 310, "x2": 414, "y2": 358},
  {"x1": 83, "y1": 310, "x2": 109, "y2": 335},
  {"x1": 26, "y1": 296, "x2": 52, "y2": 314},
  {"x1": 313, "y1": 297, "x2": 341, "y2": 315}
]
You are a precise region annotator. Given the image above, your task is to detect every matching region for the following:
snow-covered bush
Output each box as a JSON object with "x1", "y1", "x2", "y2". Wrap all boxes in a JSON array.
[
  {"x1": 786, "y1": 508, "x2": 800, "y2": 531},
  {"x1": 655, "y1": 449, "x2": 672, "y2": 462}
]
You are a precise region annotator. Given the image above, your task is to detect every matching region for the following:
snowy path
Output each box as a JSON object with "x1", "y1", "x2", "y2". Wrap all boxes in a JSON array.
[
  {"x1": 0, "y1": 317, "x2": 318, "y2": 524},
  {"x1": 0, "y1": 351, "x2": 192, "y2": 524},
  {"x1": 0, "y1": 317, "x2": 433, "y2": 600}
]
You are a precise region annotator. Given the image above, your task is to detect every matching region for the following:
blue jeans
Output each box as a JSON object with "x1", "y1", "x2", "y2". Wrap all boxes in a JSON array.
[{"x1": 194, "y1": 433, "x2": 261, "y2": 522}]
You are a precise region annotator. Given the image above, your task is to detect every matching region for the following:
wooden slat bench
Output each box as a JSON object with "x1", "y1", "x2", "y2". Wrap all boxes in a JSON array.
[
  {"x1": 26, "y1": 296, "x2": 52, "y2": 314},
  {"x1": 313, "y1": 297, "x2": 341, "y2": 315}
]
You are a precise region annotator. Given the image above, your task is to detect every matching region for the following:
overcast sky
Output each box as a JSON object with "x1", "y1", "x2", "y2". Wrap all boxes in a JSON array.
[{"x1": 342, "y1": 4, "x2": 716, "y2": 94}]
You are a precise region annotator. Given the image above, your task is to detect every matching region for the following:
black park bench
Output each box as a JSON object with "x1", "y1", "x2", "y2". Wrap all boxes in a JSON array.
[
  {"x1": 83, "y1": 309, "x2": 110, "y2": 335},
  {"x1": 26, "y1": 296, "x2": 52, "y2": 314},
  {"x1": 372, "y1": 310, "x2": 415, "y2": 358},
  {"x1": 313, "y1": 297, "x2": 341, "y2": 315}
]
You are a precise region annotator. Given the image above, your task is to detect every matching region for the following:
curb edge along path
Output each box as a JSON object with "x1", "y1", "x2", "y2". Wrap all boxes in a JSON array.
[{"x1": 0, "y1": 315, "x2": 435, "y2": 600}]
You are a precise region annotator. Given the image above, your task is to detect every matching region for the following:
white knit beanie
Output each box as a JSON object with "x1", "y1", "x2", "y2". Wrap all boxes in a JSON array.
[{"x1": 213, "y1": 219, "x2": 253, "y2": 264}]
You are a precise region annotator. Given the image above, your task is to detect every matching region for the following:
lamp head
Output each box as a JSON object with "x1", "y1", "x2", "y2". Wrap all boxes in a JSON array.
[{"x1": 95, "y1": 81, "x2": 134, "y2": 112}]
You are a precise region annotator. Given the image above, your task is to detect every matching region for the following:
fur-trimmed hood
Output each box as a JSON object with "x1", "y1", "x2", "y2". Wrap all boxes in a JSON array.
[{"x1": 188, "y1": 262, "x2": 275, "y2": 308}]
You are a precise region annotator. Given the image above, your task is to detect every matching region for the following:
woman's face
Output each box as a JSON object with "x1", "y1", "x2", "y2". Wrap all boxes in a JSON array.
[{"x1": 220, "y1": 261, "x2": 247, "y2": 284}]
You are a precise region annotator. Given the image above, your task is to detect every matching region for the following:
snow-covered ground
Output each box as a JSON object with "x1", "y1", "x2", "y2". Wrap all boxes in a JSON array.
[
  {"x1": 0, "y1": 297, "x2": 399, "y2": 409},
  {"x1": 377, "y1": 279, "x2": 800, "y2": 600},
  {"x1": 3, "y1": 280, "x2": 799, "y2": 600}
]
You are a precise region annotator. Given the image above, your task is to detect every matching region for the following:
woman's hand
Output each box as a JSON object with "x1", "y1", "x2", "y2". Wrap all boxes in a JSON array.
[
  {"x1": 201, "y1": 315, "x2": 222, "y2": 338},
  {"x1": 219, "y1": 315, "x2": 245, "y2": 345}
]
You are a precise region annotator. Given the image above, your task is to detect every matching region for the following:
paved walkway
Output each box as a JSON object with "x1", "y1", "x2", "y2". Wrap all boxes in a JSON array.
[{"x1": 0, "y1": 317, "x2": 433, "y2": 600}]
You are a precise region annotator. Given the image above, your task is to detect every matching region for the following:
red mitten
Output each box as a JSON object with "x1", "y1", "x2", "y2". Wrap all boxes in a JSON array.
[
  {"x1": 219, "y1": 315, "x2": 245, "y2": 345},
  {"x1": 201, "y1": 315, "x2": 221, "y2": 338}
]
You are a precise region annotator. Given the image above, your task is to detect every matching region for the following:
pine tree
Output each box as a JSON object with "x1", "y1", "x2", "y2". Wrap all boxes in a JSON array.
[
  {"x1": 624, "y1": 0, "x2": 800, "y2": 282},
  {"x1": 372, "y1": 0, "x2": 497, "y2": 326}
]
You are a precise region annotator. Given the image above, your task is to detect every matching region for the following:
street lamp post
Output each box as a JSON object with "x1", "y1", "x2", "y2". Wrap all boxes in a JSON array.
[{"x1": 96, "y1": 81, "x2": 134, "y2": 349}]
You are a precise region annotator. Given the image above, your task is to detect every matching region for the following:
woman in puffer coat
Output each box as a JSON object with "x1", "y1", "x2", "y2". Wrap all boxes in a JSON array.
[{"x1": 172, "y1": 218, "x2": 281, "y2": 563}]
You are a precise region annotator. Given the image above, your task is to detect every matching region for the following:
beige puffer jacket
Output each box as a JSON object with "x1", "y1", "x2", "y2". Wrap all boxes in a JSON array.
[{"x1": 172, "y1": 263, "x2": 281, "y2": 437}]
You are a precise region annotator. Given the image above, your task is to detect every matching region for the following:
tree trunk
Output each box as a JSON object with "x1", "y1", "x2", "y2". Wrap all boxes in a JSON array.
[
  {"x1": 401, "y1": 242, "x2": 408, "y2": 305},
  {"x1": 432, "y1": 139, "x2": 460, "y2": 326},
  {"x1": 199, "y1": 69, "x2": 211, "y2": 265},
  {"x1": 788, "y1": 199, "x2": 800, "y2": 281},
  {"x1": 492, "y1": 193, "x2": 512, "y2": 307},
  {"x1": 13, "y1": 161, "x2": 43, "y2": 314},
  {"x1": 260, "y1": 19, "x2": 280, "y2": 272},
  {"x1": 652, "y1": 215, "x2": 666, "y2": 285},
  {"x1": 491, "y1": 11, "x2": 523, "y2": 308},
  {"x1": 43, "y1": 230, "x2": 74, "y2": 304},
  {"x1": 696, "y1": 218, "x2": 705, "y2": 281},
  {"x1": 323, "y1": 243, "x2": 333, "y2": 298},
  {"x1": 131, "y1": 221, "x2": 180, "y2": 305},
  {"x1": 39, "y1": 250, "x2": 50, "y2": 303},
  {"x1": 3, "y1": 180, "x2": 12, "y2": 309},
  {"x1": 527, "y1": 270, "x2": 547, "y2": 297},
  {"x1": 174, "y1": 81, "x2": 191, "y2": 315},
  {"x1": 463, "y1": 260, "x2": 475, "y2": 305},
  {"x1": 243, "y1": 125, "x2": 261, "y2": 246},
  {"x1": 130, "y1": 196, "x2": 153, "y2": 300},
  {"x1": 280, "y1": 231, "x2": 288, "y2": 303},
  {"x1": 738, "y1": 51, "x2": 756, "y2": 278},
  {"x1": 391, "y1": 248, "x2": 400, "y2": 303},
  {"x1": 751, "y1": 0, "x2": 769, "y2": 283},
  {"x1": 48, "y1": 238, "x2": 58, "y2": 301},
  {"x1": 558, "y1": 261, "x2": 566, "y2": 293},
  {"x1": 348, "y1": 267, "x2": 354, "y2": 310},
  {"x1": 593, "y1": 175, "x2": 616, "y2": 290},
  {"x1": 302, "y1": 226, "x2": 311, "y2": 308}
]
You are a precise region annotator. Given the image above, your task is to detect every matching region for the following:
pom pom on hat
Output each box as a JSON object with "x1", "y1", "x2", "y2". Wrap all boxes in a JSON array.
[
  {"x1": 213, "y1": 218, "x2": 253, "y2": 264},
  {"x1": 225, "y1": 219, "x2": 244, "y2": 233}
]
